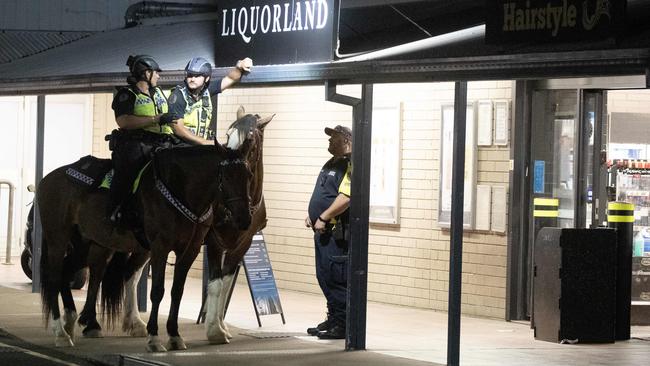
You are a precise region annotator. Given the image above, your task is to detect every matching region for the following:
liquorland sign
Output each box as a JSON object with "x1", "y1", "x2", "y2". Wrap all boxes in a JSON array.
[
  {"x1": 486, "y1": 0, "x2": 626, "y2": 43},
  {"x1": 216, "y1": 0, "x2": 339, "y2": 66}
]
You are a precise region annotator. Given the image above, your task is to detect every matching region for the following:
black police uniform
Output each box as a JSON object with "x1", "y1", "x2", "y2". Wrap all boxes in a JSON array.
[
  {"x1": 109, "y1": 86, "x2": 179, "y2": 223},
  {"x1": 307, "y1": 154, "x2": 351, "y2": 330}
]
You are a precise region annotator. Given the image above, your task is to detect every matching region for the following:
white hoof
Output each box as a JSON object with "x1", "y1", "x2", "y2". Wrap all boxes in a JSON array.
[
  {"x1": 55, "y1": 335, "x2": 74, "y2": 347},
  {"x1": 167, "y1": 336, "x2": 187, "y2": 351},
  {"x1": 222, "y1": 322, "x2": 233, "y2": 339},
  {"x1": 206, "y1": 321, "x2": 230, "y2": 344},
  {"x1": 124, "y1": 318, "x2": 148, "y2": 337},
  {"x1": 146, "y1": 335, "x2": 167, "y2": 353},
  {"x1": 63, "y1": 311, "x2": 78, "y2": 341},
  {"x1": 206, "y1": 329, "x2": 230, "y2": 344}
]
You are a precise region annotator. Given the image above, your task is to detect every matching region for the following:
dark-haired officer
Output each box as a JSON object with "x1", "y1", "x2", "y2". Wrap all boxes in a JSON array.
[
  {"x1": 108, "y1": 54, "x2": 177, "y2": 225},
  {"x1": 167, "y1": 57, "x2": 253, "y2": 145}
]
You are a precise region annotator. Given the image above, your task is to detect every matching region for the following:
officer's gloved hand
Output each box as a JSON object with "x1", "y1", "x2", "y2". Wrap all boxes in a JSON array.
[{"x1": 158, "y1": 113, "x2": 175, "y2": 126}]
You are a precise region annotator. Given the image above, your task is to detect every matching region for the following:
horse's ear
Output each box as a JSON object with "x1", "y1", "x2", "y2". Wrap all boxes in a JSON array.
[
  {"x1": 257, "y1": 114, "x2": 275, "y2": 130},
  {"x1": 236, "y1": 106, "x2": 246, "y2": 120}
]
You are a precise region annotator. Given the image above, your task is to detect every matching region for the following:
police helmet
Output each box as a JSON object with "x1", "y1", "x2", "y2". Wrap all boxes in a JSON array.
[
  {"x1": 126, "y1": 55, "x2": 161, "y2": 77},
  {"x1": 185, "y1": 57, "x2": 212, "y2": 77}
]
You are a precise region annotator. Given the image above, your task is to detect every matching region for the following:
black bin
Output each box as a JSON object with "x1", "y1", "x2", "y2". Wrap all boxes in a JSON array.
[{"x1": 533, "y1": 227, "x2": 617, "y2": 343}]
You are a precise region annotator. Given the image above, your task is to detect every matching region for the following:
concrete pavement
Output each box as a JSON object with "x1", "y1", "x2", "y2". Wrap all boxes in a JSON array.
[{"x1": 0, "y1": 260, "x2": 649, "y2": 366}]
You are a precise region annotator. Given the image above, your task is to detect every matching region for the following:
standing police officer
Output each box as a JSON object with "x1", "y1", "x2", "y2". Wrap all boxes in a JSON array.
[
  {"x1": 304, "y1": 125, "x2": 352, "y2": 340},
  {"x1": 108, "y1": 54, "x2": 176, "y2": 224},
  {"x1": 167, "y1": 57, "x2": 253, "y2": 145}
]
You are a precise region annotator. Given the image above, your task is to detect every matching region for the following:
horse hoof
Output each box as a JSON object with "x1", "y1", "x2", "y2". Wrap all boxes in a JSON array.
[
  {"x1": 83, "y1": 329, "x2": 103, "y2": 338},
  {"x1": 55, "y1": 336, "x2": 74, "y2": 347},
  {"x1": 146, "y1": 336, "x2": 167, "y2": 353},
  {"x1": 128, "y1": 325, "x2": 148, "y2": 338},
  {"x1": 146, "y1": 343, "x2": 168, "y2": 353},
  {"x1": 167, "y1": 336, "x2": 187, "y2": 351},
  {"x1": 207, "y1": 334, "x2": 230, "y2": 345},
  {"x1": 63, "y1": 312, "x2": 78, "y2": 340}
]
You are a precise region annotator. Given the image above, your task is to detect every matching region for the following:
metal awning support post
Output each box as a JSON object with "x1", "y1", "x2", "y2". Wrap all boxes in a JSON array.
[
  {"x1": 447, "y1": 81, "x2": 467, "y2": 366},
  {"x1": 32, "y1": 95, "x2": 46, "y2": 293},
  {"x1": 325, "y1": 81, "x2": 373, "y2": 350}
]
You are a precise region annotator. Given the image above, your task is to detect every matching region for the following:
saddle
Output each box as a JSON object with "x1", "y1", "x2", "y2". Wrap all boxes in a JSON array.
[{"x1": 64, "y1": 155, "x2": 112, "y2": 189}]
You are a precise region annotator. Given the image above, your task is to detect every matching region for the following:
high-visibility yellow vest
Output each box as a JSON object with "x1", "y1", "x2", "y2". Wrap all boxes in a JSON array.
[
  {"x1": 124, "y1": 86, "x2": 172, "y2": 135},
  {"x1": 173, "y1": 85, "x2": 213, "y2": 139}
]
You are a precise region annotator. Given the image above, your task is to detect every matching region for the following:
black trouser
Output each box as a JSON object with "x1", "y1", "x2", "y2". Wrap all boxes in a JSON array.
[
  {"x1": 108, "y1": 130, "x2": 178, "y2": 213},
  {"x1": 314, "y1": 231, "x2": 348, "y2": 327}
]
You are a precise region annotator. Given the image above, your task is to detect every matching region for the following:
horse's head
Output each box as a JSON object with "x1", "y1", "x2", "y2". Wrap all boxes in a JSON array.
[
  {"x1": 225, "y1": 106, "x2": 274, "y2": 156},
  {"x1": 224, "y1": 106, "x2": 274, "y2": 210},
  {"x1": 214, "y1": 140, "x2": 254, "y2": 230}
]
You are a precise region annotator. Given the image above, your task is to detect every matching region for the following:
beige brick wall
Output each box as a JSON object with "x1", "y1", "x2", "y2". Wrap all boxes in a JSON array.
[
  {"x1": 90, "y1": 81, "x2": 513, "y2": 319},
  {"x1": 608, "y1": 89, "x2": 650, "y2": 114}
]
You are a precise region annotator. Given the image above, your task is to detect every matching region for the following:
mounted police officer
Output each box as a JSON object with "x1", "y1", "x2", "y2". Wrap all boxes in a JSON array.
[
  {"x1": 304, "y1": 125, "x2": 352, "y2": 340},
  {"x1": 167, "y1": 57, "x2": 253, "y2": 145},
  {"x1": 108, "y1": 54, "x2": 177, "y2": 225}
]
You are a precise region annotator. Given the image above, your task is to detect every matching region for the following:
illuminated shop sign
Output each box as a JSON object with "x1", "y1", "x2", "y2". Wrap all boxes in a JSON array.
[
  {"x1": 216, "y1": 0, "x2": 339, "y2": 66},
  {"x1": 485, "y1": 0, "x2": 626, "y2": 44}
]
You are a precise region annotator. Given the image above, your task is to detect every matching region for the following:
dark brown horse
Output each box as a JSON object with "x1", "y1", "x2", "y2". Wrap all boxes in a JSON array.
[
  {"x1": 37, "y1": 141, "x2": 253, "y2": 352},
  {"x1": 203, "y1": 106, "x2": 274, "y2": 343}
]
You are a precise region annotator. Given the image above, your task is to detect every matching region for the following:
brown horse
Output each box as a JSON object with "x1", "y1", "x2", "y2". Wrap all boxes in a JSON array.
[
  {"x1": 203, "y1": 107, "x2": 274, "y2": 343},
  {"x1": 37, "y1": 141, "x2": 253, "y2": 352}
]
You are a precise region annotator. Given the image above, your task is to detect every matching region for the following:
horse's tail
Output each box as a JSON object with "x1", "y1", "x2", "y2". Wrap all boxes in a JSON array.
[
  {"x1": 39, "y1": 233, "x2": 52, "y2": 327},
  {"x1": 100, "y1": 252, "x2": 128, "y2": 329}
]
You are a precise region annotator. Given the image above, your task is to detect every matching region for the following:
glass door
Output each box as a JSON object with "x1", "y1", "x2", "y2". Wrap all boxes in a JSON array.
[
  {"x1": 578, "y1": 90, "x2": 607, "y2": 228},
  {"x1": 525, "y1": 89, "x2": 607, "y2": 318},
  {"x1": 530, "y1": 90, "x2": 578, "y2": 227}
]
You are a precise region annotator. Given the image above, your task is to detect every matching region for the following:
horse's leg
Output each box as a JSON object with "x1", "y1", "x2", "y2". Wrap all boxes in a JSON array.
[
  {"x1": 45, "y1": 244, "x2": 74, "y2": 347},
  {"x1": 61, "y1": 237, "x2": 91, "y2": 340},
  {"x1": 166, "y1": 243, "x2": 201, "y2": 351},
  {"x1": 145, "y1": 249, "x2": 167, "y2": 352},
  {"x1": 78, "y1": 244, "x2": 114, "y2": 338},
  {"x1": 122, "y1": 252, "x2": 150, "y2": 337},
  {"x1": 217, "y1": 254, "x2": 242, "y2": 340},
  {"x1": 205, "y1": 243, "x2": 231, "y2": 344},
  {"x1": 60, "y1": 280, "x2": 78, "y2": 342}
]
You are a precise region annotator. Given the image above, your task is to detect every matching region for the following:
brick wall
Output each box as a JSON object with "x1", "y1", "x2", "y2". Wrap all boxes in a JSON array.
[{"x1": 608, "y1": 89, "x2": 650, "y2": 113}]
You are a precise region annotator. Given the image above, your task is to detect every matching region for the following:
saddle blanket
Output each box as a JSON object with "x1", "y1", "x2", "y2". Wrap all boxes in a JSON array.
[
  {"x1": 64, "y1": 155, "x2": 112, "y2": 189},
  {"x1": 64, "y1": 155, "x2": 148, "y2": 193}
]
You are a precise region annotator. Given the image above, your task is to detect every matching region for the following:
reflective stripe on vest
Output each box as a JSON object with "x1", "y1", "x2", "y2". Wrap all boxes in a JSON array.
[
  {"x1": 175, "y1": 86, "x2": 213, "y2": 139},
  {"x1": 126, "y1": 86, "x2": 172, "y2": 135}
]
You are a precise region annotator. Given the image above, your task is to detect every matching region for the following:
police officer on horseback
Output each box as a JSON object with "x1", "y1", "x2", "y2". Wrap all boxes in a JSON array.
[
  {"x1": 167, "y1": 57, "x2": 253, "y2": 145},
  {"x1": 108, "y1": 54, "x2": 178, "y2": 225}
]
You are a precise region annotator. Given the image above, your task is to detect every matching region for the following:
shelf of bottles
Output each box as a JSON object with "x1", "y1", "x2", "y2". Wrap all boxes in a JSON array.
[{"x1": 612, "y1": 160, "x2": 650, "y2": 303}]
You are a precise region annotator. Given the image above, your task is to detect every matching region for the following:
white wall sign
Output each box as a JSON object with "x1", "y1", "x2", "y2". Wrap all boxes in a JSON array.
[
  {"x1": 369, "y1": 103, "x2": 402, "y2": 225},
  {"x1": 477, "y1": 100, "x2": 493, "y2": 146},
  {"x1": 438, "y1": 103, "x2": 477, "y2": 229},
  {"x1": 491, "y1": 186, "x2": 507, "y2": 233},
  {"x1": 494, "y1": 100, "x2": 510, "y2": 146},
  {"x1": 475, "y1": 185, "x2": 492, "y2": 231}
]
